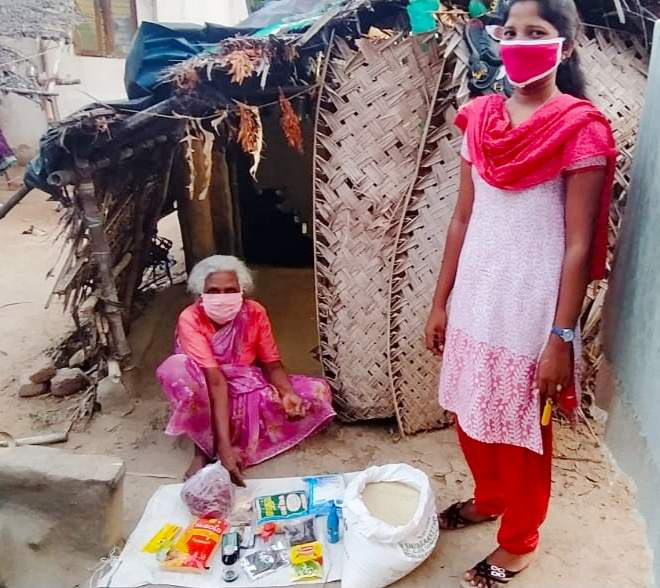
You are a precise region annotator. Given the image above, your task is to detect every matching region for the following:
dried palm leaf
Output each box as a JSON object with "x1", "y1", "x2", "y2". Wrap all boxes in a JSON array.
[
  {"x1": 367, "y1": 27, "x2": 392, "y2": 40},
  {"x1": 224, "y1": 50, "x2": 257, "y2": 85},
  {"x1": 279, "y1": 91, "x2": 304, "y2": 153},
  {"x1": 171, "y1": 62, "x2": 200, "y2": 91},
  {"x1": 437, "y1": 5, "x2": 467, "y2": 28},
  {"x1": 192, "y1": 119, "x2": 215, "y2": 201},
  {"x1": 179, "y1": 130, "x2": 196, "y2": 199}
]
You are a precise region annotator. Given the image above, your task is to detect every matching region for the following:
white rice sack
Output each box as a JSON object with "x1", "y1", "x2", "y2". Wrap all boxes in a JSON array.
[{"x1": 342, "y1": 464, "x2": 439, "y2": 588}]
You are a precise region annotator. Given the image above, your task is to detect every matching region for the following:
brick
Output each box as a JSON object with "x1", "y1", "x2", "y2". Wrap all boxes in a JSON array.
[
  {"x1": 18, "y1": 375, "x2": 48, "y2": 398},
  {"x1": 50, "y1": 367, "x2": 88, "y2": 397},
  {"x1": 28, "y1": 358, "x2": 56, "y2": 384}
]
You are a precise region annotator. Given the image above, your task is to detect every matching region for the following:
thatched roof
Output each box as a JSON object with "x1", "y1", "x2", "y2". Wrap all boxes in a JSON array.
[
  {"x1": 22, "y1": 0, "x2": 656, "y2": 193},
  {"x1": 0, "y1": 0, "x2": 78, "y2": 40},
  {"x1": 0, "y1": 0, "x2": 78, "y2": 99},
  {"x1": 0, "y1": 46, "x2": 46, "y2": 100},
  {"x1": 23, "y1": 0, "x2": 406, "y2": 191}
]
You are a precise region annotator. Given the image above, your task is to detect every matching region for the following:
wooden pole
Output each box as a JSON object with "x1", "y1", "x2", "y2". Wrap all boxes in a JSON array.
[
  {"x1": 75, "y1": 169, "x2": 132, "y2": 365},
  {"x1": 209, "y1": 148, "x2": 241, "y2": 256},
  {"x1": 0, "y1": 184, "x2": 32, "y2": 220}
]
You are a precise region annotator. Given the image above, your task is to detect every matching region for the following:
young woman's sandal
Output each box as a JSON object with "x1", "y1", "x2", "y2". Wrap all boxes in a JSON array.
[
  {"x1": 438, "y1": 499, "x2": 498, "y2": 530},
  {"x1": 459, "y1": 559, "x2": 526, "y2": 587}
]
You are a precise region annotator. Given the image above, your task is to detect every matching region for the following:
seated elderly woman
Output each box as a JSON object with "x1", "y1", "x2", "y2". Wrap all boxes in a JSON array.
[{"x1": 157, "y1": 255, "x2": 335, "y2": 484}]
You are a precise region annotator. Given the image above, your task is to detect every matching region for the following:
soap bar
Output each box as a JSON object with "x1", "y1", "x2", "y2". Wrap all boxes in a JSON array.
[{"x1": 142, "y1": 523, "x2": 182, "y2": 554}]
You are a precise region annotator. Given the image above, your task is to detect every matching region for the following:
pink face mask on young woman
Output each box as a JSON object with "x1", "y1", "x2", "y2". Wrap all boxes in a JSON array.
[
  {"x1": 499, "y1": 37, "x2": 565, "y2": 87},
  {"x1": 201, "y1": 292, "x2": 243, "y2": 325}
]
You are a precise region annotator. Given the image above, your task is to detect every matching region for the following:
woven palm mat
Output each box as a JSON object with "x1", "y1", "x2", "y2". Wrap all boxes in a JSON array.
[
  {"x1": 313, "y1": 34, "x2": 446, "y2": 421},
  {"x1": 573, "y1": 30, "x2": 647, "y2": 397},
  {"x1": 387, "y1": 38, "x2": 469, "y2": 434},
  {"x1": 387, "y1": 30, "x2": 647, "y2": 434}
]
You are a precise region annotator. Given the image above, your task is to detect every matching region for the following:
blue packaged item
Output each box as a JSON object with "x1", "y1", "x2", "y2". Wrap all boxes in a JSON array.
[
  {"x1": 326, "y1": 501, "x2": 340, "y2": 544},
  {"x1": 304, "y1": 474, "x2": 345, "y2": 516}
]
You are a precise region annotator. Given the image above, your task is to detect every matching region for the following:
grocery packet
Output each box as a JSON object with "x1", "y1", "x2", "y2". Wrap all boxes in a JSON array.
[{"x1": 161, "y1": 518, "x2": 228, "y2": 573}]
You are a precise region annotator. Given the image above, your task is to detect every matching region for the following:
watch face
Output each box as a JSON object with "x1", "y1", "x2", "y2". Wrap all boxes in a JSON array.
[{"x1": 553, "y1": 327, "x2": 574, "y2": 342}]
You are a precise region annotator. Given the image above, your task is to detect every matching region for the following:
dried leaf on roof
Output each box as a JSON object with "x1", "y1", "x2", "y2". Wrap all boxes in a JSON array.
[
  {"x1": 223, "y1": 50, "x2": 257, "y2": 85},
  {"x1": 279, "y1": 90, "x2": 304, "y2": 153},
  {"x1": 367, "y1": 27, "x2": 393, "y2": 40},
  {"x1": 436, "y1": 5, "x2": 466, "y2": 28},
  {"x1": 169, "y1": 59, "x2": 202, "y2": 91}
]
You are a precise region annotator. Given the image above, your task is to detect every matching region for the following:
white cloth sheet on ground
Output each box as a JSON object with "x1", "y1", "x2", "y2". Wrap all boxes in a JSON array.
[{"x1": 96, "y1": 476, "x2": 346, "y2": 588}]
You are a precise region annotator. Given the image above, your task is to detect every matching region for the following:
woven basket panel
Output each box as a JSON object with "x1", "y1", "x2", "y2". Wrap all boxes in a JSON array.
[
  {"x1": 314, "y1": 35, "x2": 444, "y2": 421},
  {"x1": 388, "y1": 44, "x2": 468, "y2": 434},
  {"x1": 574, "y1": 31, "x2": 647, "y2": 396}
]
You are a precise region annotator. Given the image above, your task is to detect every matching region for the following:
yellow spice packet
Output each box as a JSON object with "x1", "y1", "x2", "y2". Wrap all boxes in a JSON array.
[
  {"x1": 290, "y1": 541, "x2": 323, "y2": 566},
  {"x1": 143, "y1": 523, "x2": 182, "y2": 553}
]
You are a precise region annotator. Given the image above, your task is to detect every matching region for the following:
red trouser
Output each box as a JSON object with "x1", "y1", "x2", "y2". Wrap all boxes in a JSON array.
[{"x1": 457, "y1": 422, "x2": 553, "y2": 555}]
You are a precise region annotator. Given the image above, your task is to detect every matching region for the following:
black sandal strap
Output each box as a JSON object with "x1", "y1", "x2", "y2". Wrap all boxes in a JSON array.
[
  {"x1": 439, "y1": 500, "x2": 471, "y2": 529},
  {"x1": 472, "y1": 559, "x2": 522, "y2": 586},
  {"x1": 439, "y1": 500, "x2": 497, "y2": 530}
]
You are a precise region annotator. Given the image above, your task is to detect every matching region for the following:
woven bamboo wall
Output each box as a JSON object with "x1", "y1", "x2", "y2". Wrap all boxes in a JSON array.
[
  {"x1": 314, "y1": 29, "x2": 647, "y2": 432},
  {"x1": 572, "y1": 31, "x2": 647, "y2": 397},
  {"x1": 388, "y1": 35, "x2": 470, "y2": 434},
  {"x1": 313, "y1": 34, "x2": 445, "y2": 420}
]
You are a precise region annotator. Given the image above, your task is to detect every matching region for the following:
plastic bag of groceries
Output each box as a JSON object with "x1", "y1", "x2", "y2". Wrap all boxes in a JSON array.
[
  {"x1": 342, "y1": 463, "x2": 439, "y2": 588},
  {"x1": 181, "y1": 462, "x2": 234, "y2": 519}
]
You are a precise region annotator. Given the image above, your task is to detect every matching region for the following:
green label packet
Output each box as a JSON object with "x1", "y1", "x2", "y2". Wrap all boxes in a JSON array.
[{"x1": 255, "y1": 491, "x2": 308, "y2": 523}]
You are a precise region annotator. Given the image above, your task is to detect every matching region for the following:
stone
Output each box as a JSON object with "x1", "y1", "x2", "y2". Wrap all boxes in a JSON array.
[
  {"x1": 96, "y1": 375, "x2": 132, "y2": 413},
  {"x1": 28, "y1": 358, "x2": 56, "y2": 384},
  {"x1": 0, "y1": 446, "x2": 125, "y2": 558},
  {"x1": 50, "y1": 368, "x2": 88, "y2": 397},
  {"x1": 68, "y1": 348, "x2": 86, "y2": 368},
  {"x1": 18, "y1": 375, "x2": 48, "y2": 398}
]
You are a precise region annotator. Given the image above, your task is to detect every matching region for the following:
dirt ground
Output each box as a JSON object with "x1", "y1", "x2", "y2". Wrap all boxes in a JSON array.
[{"x1": 0, "y1": 188, "x2": 653, "y2": 588}]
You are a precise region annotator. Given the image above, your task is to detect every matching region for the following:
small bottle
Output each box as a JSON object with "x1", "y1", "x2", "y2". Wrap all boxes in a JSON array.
[{"x1": 327, "y1": 500, "x2": 340, "y2": 544}]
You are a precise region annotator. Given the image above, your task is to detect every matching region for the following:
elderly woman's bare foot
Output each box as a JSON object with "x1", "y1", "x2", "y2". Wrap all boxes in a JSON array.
[
  {"x1": 461, "y1": 547, "x2": 533, "y2": 587},
  {"x1": 184, "y1": 448, "x2": 210, "y2": 480}
]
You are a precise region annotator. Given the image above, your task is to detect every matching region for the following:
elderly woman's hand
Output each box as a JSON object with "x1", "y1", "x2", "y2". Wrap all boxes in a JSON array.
[
  {"x1": 218, "y1": 442, "x2": 245, "y2": 487},
  {"x1": 281, "y1": 391, "x2": 306, "y2": 419}
]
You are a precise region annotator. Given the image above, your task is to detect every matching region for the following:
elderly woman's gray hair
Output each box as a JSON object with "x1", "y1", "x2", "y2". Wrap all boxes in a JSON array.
[{"x1": 187, "y1": 255, "x2": 255, "y2": 296}]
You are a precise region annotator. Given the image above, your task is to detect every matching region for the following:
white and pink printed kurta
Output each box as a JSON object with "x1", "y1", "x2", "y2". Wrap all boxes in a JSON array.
[{"x1": 438, "y1": 139, "x2": 605, "y2": 454}]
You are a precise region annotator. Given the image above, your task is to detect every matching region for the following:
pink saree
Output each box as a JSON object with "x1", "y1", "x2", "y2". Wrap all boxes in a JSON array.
[{"x1": 156, "y1": 305, "x2": 335, "y2": 466}]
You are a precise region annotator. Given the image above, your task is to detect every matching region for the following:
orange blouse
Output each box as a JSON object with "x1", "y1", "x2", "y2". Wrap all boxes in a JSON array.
[{"x1": 176, "y1": 299, "x2": 281, "y2": 369}]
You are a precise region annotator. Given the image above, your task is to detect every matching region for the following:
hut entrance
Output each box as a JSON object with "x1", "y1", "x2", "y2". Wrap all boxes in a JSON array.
[
  {"x1": 230, "y1": 105, "x2": 319, "y2": 374},
  {"x1": 171, "y1": 101, "x2": 319, "y2": 373},
  {"x1": 231, "y1": 104, "x2": 314, "y2": 268}
]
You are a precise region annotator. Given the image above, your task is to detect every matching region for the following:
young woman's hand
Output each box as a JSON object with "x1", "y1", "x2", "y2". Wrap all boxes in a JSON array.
[
  {"x1": 425, "y1": 306, "x2": 448, "y2": 356},
  {"x1": 218, "y1": 442, "x2": 245, "y2": 487},
  {"x1": 281, "y1": 391, "x2": 306, "y2": 419},
  {"x1": 535, "y1": 339, "x2": 573, "y2": 402}
]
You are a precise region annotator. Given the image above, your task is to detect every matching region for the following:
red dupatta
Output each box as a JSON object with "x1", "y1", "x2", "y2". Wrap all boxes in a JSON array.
[{"x1": 454, "y1": 94, "x2": 617, "y2": 281}]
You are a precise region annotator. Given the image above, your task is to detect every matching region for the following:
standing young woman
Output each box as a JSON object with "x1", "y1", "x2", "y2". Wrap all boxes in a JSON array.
[{"x1": 425, "y1": 1, "x2": 616, "y2": 586}]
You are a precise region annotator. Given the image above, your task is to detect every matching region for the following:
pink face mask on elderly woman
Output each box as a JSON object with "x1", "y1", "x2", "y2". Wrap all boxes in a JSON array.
[
  {"x1": 201, "y1": 292, "x2": 243, "y2": 325},
  {"x1": 499, "y1": 37, "x2": 564, "y2": 87}
]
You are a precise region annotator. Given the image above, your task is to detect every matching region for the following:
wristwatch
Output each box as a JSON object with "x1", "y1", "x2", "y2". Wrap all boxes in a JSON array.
[{"x1": 551, "y1": 326, "x2": 575, "y2": 343}]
